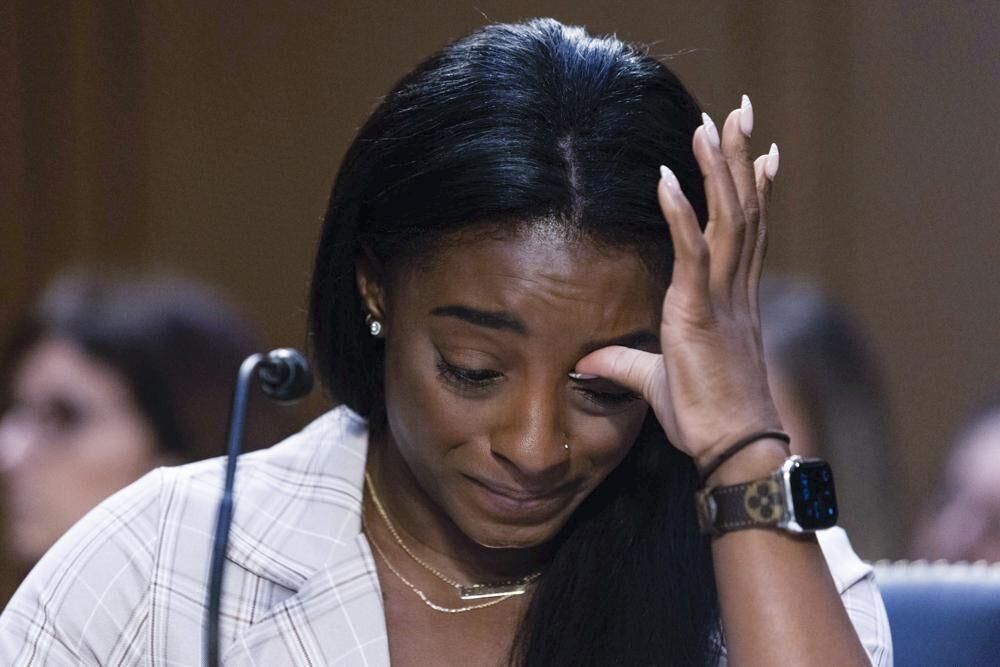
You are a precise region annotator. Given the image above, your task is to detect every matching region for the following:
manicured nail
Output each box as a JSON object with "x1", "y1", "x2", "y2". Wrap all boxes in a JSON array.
[
  {"x1": 659, "y1": 164, "x2": 680, "y2": 192},
  {"x1": 765, "y1": 143, "x2": 780, "y2": 179},
  {"x1": 739, "y1": 94, "x2": 753, "y2": 137},
  {"x1": 569, "y1": 372, "x2": 599, "y2": 380},
  {"x1": 701, "y1": 112, "x2": 720, "y2": 148}
]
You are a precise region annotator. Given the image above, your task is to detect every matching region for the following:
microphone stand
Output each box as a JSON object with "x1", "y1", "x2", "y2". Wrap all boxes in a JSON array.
[{"x1": 205, "y1": 350, "x2": 312, "y2": 667}]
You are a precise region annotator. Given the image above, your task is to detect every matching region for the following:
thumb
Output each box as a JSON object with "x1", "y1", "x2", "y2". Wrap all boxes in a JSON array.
[{"x1": 574, "y1": 345, "x2": 663, "y2": 401}]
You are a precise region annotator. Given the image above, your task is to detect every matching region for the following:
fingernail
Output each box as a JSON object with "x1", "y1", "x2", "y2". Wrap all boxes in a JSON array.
[
  {"x1": 568, "y1": 372, "x2": 599, "y2": 380},
  {"x1": 659, "y1": 164, "x2": 680, "y2": 192},
  {"x1": 701, "y1": 112, "x2": 720, "y2": 148},
  {"x1": 765, "y1": 143, "x2": 780, "y2": 179},
  {"x1": 739, "y1": 94, "x2": 753, "y2": 137}
]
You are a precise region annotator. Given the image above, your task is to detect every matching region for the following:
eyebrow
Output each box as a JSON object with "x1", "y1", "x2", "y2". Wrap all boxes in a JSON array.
[
  {"x1": 430, "y1": 305, "x2": 528, "y2": 334},
  {"x1": 430, "y1": 304, "x2": 659, "y2": 353}
]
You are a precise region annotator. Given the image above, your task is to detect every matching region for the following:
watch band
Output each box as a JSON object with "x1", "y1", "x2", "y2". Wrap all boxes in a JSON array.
[
  {"x1": 696, "y1": 474, "x2": 787, "y2": 536},
  {"x1": 696, "y1": 455, "x2": 838, "y2": 536}
]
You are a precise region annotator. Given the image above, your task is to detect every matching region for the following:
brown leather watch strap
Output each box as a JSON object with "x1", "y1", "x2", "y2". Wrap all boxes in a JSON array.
[{"x1": 699, "y1": 476, "x2": 787, "y2": 535}]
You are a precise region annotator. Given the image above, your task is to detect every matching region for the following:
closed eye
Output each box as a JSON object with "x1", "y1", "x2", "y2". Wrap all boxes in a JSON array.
[
  {"x1": 574, "y1": 387, "x2": 642, "y2": 408},
  {"x1": 436, "y1": 356, "x2": 503, "y2": 390},
  {"x1": 570, "y1": 378, "x2": 643, "y2": 409}
]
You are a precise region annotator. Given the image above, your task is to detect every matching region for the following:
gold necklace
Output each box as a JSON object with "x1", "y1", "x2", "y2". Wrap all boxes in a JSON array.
[
  {"x1": 364, "y1": 472, "x2": 542, "y2": 600},
  {"x1": 364, "y1": 511, "x2": 516, "y2": 613}
]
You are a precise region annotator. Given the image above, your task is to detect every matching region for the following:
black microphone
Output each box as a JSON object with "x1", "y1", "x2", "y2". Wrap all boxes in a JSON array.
[
  {"x1": 258, "y1": 348, "x2": 314, "y2": 402},
  {"x1": 205, "y1": 349, "x2": 313, "y2": 667}
]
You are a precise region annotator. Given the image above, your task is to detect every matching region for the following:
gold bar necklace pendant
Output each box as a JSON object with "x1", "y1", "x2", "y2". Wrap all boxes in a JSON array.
[{"x1": 459, "y1": 583, "x2": 528, "y2": 600}]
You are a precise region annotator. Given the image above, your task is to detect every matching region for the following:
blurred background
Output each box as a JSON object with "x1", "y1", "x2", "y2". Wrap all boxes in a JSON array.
[{"x1": 2, "y1": 1, "x2": 998, "y2": 600}]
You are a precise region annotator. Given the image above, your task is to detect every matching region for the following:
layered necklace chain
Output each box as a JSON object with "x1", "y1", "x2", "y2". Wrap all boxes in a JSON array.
[{"x1": 362, "y1": 471, "x2": 543, "y2": 614}]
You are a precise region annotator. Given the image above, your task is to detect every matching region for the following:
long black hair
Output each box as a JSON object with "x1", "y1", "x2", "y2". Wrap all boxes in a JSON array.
[{"x1": 309, "y1": 18, "x2": 721, "y2": 665}]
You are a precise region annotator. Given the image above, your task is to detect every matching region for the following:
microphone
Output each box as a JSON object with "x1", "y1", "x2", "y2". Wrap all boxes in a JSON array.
[
  {"x1": 258, "y1": 348, "x2": 313, "y2": 402},
  {"x1": 205, "y1": 349, "x2": 313, "y2": 667}
]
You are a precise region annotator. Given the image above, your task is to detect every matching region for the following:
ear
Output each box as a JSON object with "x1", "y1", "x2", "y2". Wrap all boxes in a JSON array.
[{"x1": 355, "y1": 252, "x2": 387, "y2": 321}]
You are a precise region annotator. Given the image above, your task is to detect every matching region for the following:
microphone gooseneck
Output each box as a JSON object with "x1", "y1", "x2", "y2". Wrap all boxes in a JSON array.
[{"x1": 205, "y1": 349, "x2": 313, "y2": 667}]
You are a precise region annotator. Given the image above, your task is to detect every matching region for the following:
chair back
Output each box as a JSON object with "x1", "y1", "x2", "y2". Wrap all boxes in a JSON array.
[{"x1": 873, "y1": 560, "x2": 1000, "y2": 667}]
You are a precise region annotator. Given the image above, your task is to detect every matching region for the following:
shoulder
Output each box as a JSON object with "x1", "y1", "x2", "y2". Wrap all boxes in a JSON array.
[
  {"x1": 0, "y1": 467, "x2": 167, "y2": 665},
  {"x1": 0, "y1": 406, "x2": 370, "y2": 665},
  {"x1": 161, "y1": 403, "x2": 368, "y2": 549},
  {"x1": 200, "y1": 405, "x2": 371, "y2": 588}
]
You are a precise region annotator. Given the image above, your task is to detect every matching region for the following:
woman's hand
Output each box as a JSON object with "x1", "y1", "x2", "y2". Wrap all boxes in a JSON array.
[{"x1": 575, "y1": 96, "x2": 784, "y2": 473}]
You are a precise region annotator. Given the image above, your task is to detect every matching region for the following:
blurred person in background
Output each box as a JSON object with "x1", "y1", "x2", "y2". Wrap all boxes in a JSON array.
[
  {"x1": 912, "y1": 393, "x2": 1000, "y2": 562},
  {"x1": 760, "y1": 275, "x2": 900, "y2": 560},
  {"x1": 0, "y1": 270, "x2": 303, "y2": 586}
]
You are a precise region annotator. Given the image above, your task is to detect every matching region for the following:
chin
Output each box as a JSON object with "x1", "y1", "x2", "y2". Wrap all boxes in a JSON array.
[
  {"x1": 454, "y1": 506, "x2": 571, "y2": 550},
  {"x1": 472, "y1": 527, "x2": 557, "y2": 550}
]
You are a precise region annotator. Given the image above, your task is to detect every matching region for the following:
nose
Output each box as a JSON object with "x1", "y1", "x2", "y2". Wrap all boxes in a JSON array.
[{"x1": 489, "y1": 382, "x2": 570, "y2": 483}]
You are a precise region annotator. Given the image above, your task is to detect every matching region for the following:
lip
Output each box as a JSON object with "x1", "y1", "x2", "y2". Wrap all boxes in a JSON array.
[{"x1": 463, "y1": 474, "x2": 576, "y2": 520}]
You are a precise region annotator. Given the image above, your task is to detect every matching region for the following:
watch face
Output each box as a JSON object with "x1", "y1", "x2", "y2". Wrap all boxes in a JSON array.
[{"x1": 789, "y1": 460, "x2": 838, "y2": 530}]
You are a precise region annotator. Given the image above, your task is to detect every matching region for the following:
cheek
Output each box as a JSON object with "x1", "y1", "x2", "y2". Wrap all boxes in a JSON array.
[
  {"x1": 384, "y1": 336, "x2": 650, "y2": 479},
  {"x1": 570, "y1": 405, "x2": 649, "y2": 479},
  {"x1": 383, "y1": 341, "x2": 481, "y2": 474},
  {"x1": 6, "y1": 417, "x2": 158, "y2": 561},
  {"x1": 58, "y1": 417, "x2": 159, "y2": 502},
  {"x1": 85, "y1": 415, "x2": 157, "y2": 465}
]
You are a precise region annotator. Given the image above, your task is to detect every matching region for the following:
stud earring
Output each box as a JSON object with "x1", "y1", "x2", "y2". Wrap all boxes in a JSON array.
[
  {"x1": 365, "y1": 313, "x2": 383, "y2": 337},
  {"x1": 563, "y1": 443, "x2": 570, "y2": 451}
]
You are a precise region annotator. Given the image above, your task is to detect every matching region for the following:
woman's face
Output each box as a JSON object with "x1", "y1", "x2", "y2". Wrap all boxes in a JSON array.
[
  {"x1": 0, "y1": 337, "x2": 161, "y2": 562},
  {"x1": 369, "y1": 227, "x2": 662, "y2": 549}
]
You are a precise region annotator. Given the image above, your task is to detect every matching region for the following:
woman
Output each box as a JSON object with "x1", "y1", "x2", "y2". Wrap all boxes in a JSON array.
[
  {"x1": 0, "y1": 19, "x2": 889, "y2": 665},
  {"x1": 0, "y1": 271, "x2": 297, "y2": 574}
]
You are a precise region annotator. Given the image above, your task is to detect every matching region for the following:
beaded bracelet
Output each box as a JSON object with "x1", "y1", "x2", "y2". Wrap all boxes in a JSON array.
[{"x1": 698, "y1": 430, "x2": 791, "y2": 486}]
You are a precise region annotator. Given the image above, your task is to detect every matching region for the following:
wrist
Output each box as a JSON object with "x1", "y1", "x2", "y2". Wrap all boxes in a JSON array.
[
  {"x1": 691, "y1": 404, "x2": 783, "y2": 468},
  {"x1": 701, "y1": 437, "x2": 791, "y2": 487}
]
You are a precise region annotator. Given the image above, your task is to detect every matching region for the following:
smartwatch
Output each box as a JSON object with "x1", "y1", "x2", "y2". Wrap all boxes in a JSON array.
[{"x1": 695, "y1": 455, "x2": 838, "y2": 536}]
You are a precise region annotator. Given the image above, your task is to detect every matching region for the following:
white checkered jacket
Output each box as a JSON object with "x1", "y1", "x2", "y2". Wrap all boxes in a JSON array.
[{"x1": 0, "y1": 406, "x2": 891, "y2": 665}]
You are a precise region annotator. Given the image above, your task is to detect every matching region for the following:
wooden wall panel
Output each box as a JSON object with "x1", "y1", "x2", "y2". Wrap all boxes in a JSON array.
[
  {"x1": 2, "y1": 3, "x2": 999, "y2": 604},
  {"x1": 842, "y1": 1, "x2": 1000, "y2": 533}
]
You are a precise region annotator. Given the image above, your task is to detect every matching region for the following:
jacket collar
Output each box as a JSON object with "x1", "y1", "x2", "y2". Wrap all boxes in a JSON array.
[
  {"x1": 225, "y1": 405, "x2": 372, "y2": 589},
  {"x1": 220, "y1": 406, "x2": 391, "y2": 665}
]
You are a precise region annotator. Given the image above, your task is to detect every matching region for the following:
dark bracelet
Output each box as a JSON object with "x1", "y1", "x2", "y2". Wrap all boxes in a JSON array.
[{"x1": 698, "y1": 430, "x2": 791, "y2": 486}]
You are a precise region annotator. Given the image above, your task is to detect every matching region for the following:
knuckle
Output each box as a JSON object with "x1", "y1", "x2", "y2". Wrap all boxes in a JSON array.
[
  {"x1": 728, "y1": 141, "x2": 754, "y2": 164},
  {"x1": 665, "y1": 292, "x2": 714, "y2": 327},
  {"x1": 611, "y1": 350, "x2": 635, "y2": 380},
  {"x1": 641, "y1": 365, "x2": 663, "y2": 402},
  {"x1": 613, "y1": 350, "x2": 649, "y2": 391},
  {"x1": 726, "y1": 216, "x2": 748, "y2": 238},
  {"x1": 626, "y1": 354, "x2": 646, "y2": 385},
  {"x1": 689, "y1": 239, "x2": 710, "y2": 265},
  {"x1": 756, "y1": 222, "x2": 768, "y2": 248}
]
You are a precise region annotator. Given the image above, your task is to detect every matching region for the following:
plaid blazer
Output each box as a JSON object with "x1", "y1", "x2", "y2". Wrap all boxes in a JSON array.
[{"x1": 0, "y1": 406, "x2": 891, "y2": 666}]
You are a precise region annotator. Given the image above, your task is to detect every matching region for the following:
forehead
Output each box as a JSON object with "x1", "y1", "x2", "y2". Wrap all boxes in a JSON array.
[
  {"x1": 14, "y1": 338, "x2": 130, "y2": 404},
  {"x1": 391, "y1": 226, "x2": 662, "y2": 335}
]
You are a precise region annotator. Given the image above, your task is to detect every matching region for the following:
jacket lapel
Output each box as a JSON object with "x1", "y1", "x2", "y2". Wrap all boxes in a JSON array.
[
  {"x1": 219, "y1": 407, "x2": 390, "y2": 665},
  {"x1": 222, "y1": 533, "x2": 389, "y2": 666}
]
